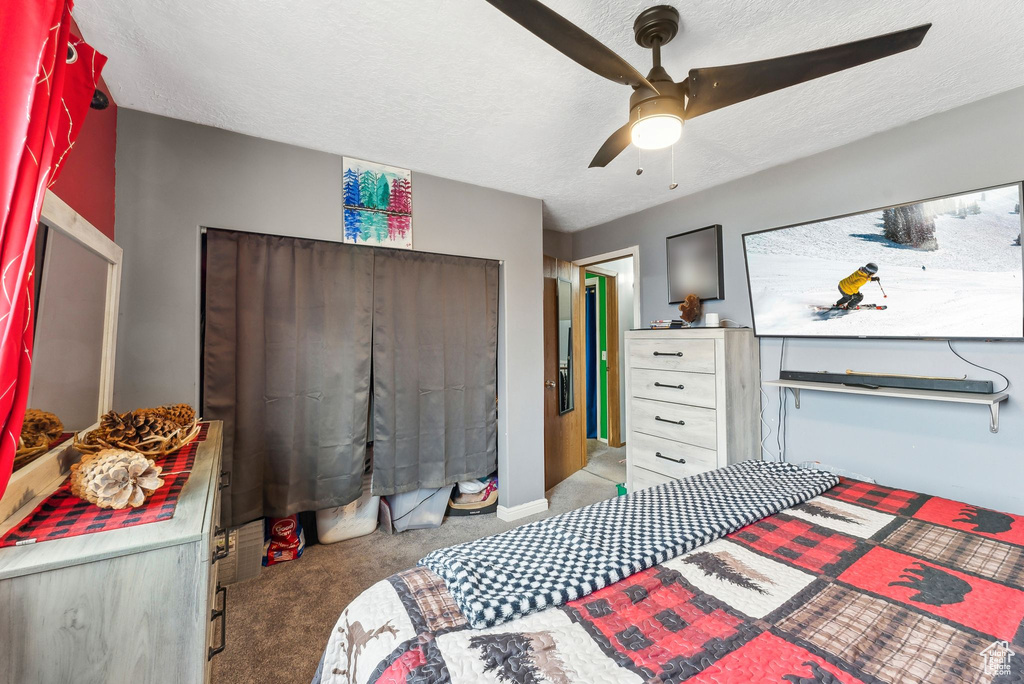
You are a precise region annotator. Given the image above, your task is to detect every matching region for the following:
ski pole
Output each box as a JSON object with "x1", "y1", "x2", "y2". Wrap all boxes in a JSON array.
[{"x1": 876, "y1": 279, "x2": 887, "y2": 298}]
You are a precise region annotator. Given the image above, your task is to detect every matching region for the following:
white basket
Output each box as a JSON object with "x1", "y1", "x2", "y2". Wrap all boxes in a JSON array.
[{"x1": 316, "y1": 479, "x2": 379, "y2": 544}]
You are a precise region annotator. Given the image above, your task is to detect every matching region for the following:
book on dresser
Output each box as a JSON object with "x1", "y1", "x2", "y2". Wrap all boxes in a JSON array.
[{"x1": 624, "y1": 328, "x2": 760, "y2": 492}]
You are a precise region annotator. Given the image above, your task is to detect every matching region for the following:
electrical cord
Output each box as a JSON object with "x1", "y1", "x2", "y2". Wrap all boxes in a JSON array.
[
  {"x1": 759, "y1": 385, "x2": 776, "y2": 460},
  {"x1": 757, "y1": 340, "x2": 779, "y2": 461},
  {"x1": 781, "y1": 376, "x2": 789, "y2": 461},
  {"x1": 947, "y1": 340, "x2": 1010, "y2": 392},
  {"x1": 776, "y1": 338, "x2": 787, "y2": 461}
]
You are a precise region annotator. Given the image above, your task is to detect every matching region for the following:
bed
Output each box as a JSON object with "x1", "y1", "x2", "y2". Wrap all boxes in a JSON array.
[{"x1": 313, "y1": 464, "x2": 1024, "y2": 684}]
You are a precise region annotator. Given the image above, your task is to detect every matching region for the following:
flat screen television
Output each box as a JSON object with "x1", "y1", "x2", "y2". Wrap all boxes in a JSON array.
[
  {"x1": 667, "y1": 225, "x2": 724, "y2": 303},
  {"x1": 742, "y1": 182, "x2": 1024, "y2": 339}
]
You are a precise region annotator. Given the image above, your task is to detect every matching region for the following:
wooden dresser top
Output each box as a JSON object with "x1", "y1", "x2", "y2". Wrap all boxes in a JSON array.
[{"x1": 0, "y1": 422, "x2": 223, "y2": 581}]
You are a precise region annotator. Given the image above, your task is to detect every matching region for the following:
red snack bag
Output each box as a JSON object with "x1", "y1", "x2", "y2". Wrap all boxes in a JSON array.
[{"x1": 262, "y1": 515, "x2": 305, "y2": 566}]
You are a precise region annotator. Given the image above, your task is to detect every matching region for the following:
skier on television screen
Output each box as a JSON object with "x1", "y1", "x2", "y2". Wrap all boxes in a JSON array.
[{"x1": 835, "y1": 263, "x2": 880, "y2": 308}]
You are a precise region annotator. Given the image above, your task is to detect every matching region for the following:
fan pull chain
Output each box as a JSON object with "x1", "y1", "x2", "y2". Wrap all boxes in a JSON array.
[
  {"x1": 669, "y1": 145, "x2": 679, "y2": 190},
  {"x1": 636, "y1": 107, "x2": 644, "y2": 175}
]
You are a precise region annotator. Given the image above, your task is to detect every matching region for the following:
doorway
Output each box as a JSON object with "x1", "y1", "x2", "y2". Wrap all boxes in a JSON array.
[
  {"x1": 584, "y1": 270, "x2": 619, "y2": 447},
  {"x1": 577, "y1": 248, "x2": 640, "y2": 486},
  {"x1": 543, "y1": 248, "x2": 639, "y2": 492}
]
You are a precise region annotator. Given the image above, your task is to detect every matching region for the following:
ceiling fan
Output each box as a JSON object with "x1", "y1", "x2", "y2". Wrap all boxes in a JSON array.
[{"x1": 484, "y1": 1, "x2": 931, "y2": 169}]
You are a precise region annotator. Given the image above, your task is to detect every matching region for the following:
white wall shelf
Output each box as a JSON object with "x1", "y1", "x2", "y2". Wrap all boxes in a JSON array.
[{"x1": 764, "y1": 379, "x2": 1009, "y2": 433}]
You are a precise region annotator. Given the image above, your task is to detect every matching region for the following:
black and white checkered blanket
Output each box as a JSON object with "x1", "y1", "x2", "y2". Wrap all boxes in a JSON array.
[{"x1": 419, "y1": 461, "x2": 838, "y2": 628}]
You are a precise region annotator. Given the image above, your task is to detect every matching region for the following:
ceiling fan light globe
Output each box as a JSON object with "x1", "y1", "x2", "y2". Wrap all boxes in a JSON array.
[{"x1": 630, "y1": 114, "x2": 682, "y2": 150}]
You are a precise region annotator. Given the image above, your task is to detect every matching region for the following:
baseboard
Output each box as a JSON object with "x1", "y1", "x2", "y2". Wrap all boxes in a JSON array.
[{"x1": 496, "y1": 498, "x2": 549, "y2": 522}]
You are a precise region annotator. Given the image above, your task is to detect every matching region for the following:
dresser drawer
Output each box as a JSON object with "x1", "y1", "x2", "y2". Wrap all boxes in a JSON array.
[
  {"x1": 209, "y1": 480, "x2": 223, "y2": 562},
  {"x1": 630, "y1": 465, "x2": 674, "y2": 492},
  {"x1": 630, "y1": 368, "x2": 716, "y2": 408},
  {"x1": 205, "y1": 560, "x2": 220, "y2": 682},
  {"x1": 629, "y1": 431, "x2": 717, "y2": 479},
  {"x1": 631, "y1": 397, "x2": 717, "y2": 450},
  {"x1": 628, "y1": 338, "x2": 715, "y2": 373}
]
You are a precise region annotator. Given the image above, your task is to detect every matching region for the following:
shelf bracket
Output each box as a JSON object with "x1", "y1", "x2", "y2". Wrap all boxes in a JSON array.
[
  {"x1": 990, "y1": 403, "x2": 1000, "y2": 434},
  {"x1": 791, "y1": 388, "x2": 800, "y2": 409}
]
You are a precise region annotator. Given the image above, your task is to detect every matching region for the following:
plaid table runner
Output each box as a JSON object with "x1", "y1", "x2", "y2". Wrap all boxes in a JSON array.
[{"x1": 0, "y1": 423, "x2": 210, "y2": 547}]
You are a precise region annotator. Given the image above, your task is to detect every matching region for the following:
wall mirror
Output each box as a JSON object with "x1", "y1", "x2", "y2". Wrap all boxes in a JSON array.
[
  {"x1": 28, "y1": 226, "x2": 108, "y2": 433},
  {"x1": 0, "y1": 191, "x2": 121, "y2": 530},
  {"x1": 557, "y1": 277, "x2": 574, "y2": 414}
]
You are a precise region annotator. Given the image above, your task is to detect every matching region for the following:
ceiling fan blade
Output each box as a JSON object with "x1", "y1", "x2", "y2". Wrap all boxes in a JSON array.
[
  {"x1": 685, "y1": 23, "x2": 931, "y2": 120},
  {"x1": 484, "y1": 0, "x2": 657, "y2": 92},
  {"x1": 590, "y1": 122, "x2": 632, "y2": 168}
]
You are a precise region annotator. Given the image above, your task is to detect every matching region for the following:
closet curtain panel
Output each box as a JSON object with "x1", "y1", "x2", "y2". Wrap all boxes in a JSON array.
[
  {"x1": 372, "y1": 250, "x2": 499, "y2": 496},
  {"x1": 204, "y1": 230, "x2": 374, "y2": 527}
]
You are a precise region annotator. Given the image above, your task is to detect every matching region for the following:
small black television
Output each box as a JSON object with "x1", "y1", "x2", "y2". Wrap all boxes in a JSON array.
[{"x1": 667, "y1": 225, "x2": 724, "y2": 303}]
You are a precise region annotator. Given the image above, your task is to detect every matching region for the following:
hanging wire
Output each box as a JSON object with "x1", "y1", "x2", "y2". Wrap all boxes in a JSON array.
[
  {"x1": 947, "y1": 340, "x2": 1010, "y2": 392},
  {"x1": 669, "y1": 144, "x2": 678, "y2": 190}
]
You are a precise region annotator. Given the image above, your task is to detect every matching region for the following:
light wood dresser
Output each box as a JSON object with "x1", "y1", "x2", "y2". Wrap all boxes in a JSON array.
[
  {"x1": 0, "y1": 421, "x2": 227, "y2": 684},
  {"x1": 625, "y1": 329, "x2": 760, "y2": 491}
]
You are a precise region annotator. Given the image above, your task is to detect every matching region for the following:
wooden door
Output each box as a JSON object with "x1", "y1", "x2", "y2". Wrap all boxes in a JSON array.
[{"x1": 543, "y1": 256, "x2": 585, "y2": 490}]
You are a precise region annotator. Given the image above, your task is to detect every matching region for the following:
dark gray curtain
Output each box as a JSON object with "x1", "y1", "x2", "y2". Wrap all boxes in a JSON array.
[
  {"x1": 371, "y1": 250, "x2": 498, "y2": 496},
  {"x1": 204, "y1": 229, "x2": 373, "y2": 527}
]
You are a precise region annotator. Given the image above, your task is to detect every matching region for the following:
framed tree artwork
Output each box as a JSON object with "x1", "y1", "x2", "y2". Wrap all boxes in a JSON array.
[{"x1": 343, "y1": 157, "x2": 413, "y2": 249}]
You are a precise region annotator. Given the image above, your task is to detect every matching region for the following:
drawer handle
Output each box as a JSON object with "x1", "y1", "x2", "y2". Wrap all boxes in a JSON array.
[
  {"x1": 656, "y1": 452, "x2": 686, "y2": 464},
  {"x1": 654, "y1": 416, "x2": 686, "y2": 426},
  {"x1": 212, "y1": 526, "x2": 231, "y2": 563},
  {"x1": 652, "y1": 351, "x2": 683, "y2": 357},
  {"x1": 654, "y1": 382, "x2": 685, "y2": 390},
  {"x1": 209, "y1": 584, "x2": 227, "y2": 660},
  {"x1": 219, "y1": 470, "x2": 231, "y2": 491}
]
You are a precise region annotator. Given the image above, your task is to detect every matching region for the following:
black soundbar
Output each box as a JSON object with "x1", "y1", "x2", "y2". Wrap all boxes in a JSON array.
[{"x1": 780, "y1": 370, "x2": 994, "y2": 394}]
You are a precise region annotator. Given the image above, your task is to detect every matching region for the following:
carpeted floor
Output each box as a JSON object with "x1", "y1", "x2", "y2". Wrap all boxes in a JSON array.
[
  {"x1": 212, "y1": 466, "x2": 621, "y2": 684},
  {"x1": 583, "y1": 439, "x2": 627, "y2": 484}
]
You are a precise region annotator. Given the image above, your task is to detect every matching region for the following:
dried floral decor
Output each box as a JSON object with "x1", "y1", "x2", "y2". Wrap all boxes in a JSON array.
[
  {"x1": 75, "y1": 403, "x2": 200, "y2": 458},
  {"x1": 70, "y1": 449, "x2": 164, "y2": 509},
  {"x1": 15, "y1": 408, "x2": 64, "y2": 468}
]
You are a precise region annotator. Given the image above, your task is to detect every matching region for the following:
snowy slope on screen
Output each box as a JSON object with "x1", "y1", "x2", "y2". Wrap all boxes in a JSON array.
[{"x1": 745, "y1": 185, "x2": 1023, "y2": 337}]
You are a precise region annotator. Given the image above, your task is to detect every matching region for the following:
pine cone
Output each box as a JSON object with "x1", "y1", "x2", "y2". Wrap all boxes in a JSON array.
[
  {"x1": 99, "y1": 410, "x2": 129, "y2": 441},
  {"x1": 22, "y1": 409, "x2": 63, "y2": 443},
  {"x1": 77, "y1": 404, "x2": 199, "y2": 458},
  {"x1": 97, "y1": 410, "x2": 180, "y2": 447},
  {"x1": 151, "y1": 403, "x2": 196, "y2": 428},
  {"x1": 70, "y1": 449, "x2": 164, "y2": 509},
  {"x1": 16, "y1": 409, "x2": 64, "y2": 467}
]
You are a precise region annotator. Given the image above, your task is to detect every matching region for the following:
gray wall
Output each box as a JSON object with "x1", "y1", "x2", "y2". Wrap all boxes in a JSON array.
[
  {"x1": 543, "y1": 229, "x2": 573, "y2": 261},
  {"x1": 114, "y1": 110, "x2": 545, "y2": 509},
  {"x1": 573, "y1": 86, "x2": 1024, "y2": 514}
]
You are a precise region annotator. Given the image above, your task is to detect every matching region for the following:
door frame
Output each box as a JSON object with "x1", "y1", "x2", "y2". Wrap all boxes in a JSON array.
[
  {"x1": 584, "y1": 267, "x2": 621, "y2": 447},
  {"x1": 576, "y1": 247, "x2": 640, "y2": 449},
  {"x1": 583, "y1": 279, "x2": 603, "y2": 443}
]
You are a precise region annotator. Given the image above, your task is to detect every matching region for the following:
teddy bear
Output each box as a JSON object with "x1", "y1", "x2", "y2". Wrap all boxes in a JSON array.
[{"x1": 678, "y1": 294, "x2": 702, "y2": 324}]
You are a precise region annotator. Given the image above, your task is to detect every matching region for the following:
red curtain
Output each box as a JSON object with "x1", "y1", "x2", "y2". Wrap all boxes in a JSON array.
[{"x1": 0, "y1": 0, "x2": 106, "y2": 497}]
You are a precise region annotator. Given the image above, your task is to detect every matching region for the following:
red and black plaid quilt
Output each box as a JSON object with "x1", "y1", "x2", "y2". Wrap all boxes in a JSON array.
[
  {"x1": 0, "y1": 423, "x2": 210, "y2": 547},
  {"x1": 316, "y1": 477, "x2": 1024, "y2": 684}
]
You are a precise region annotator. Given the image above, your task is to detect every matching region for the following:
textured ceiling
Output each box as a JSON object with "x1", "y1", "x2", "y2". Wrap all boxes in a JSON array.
[{"x1": 74, "y1": 0, "x2": 1024, "y2": 232}]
